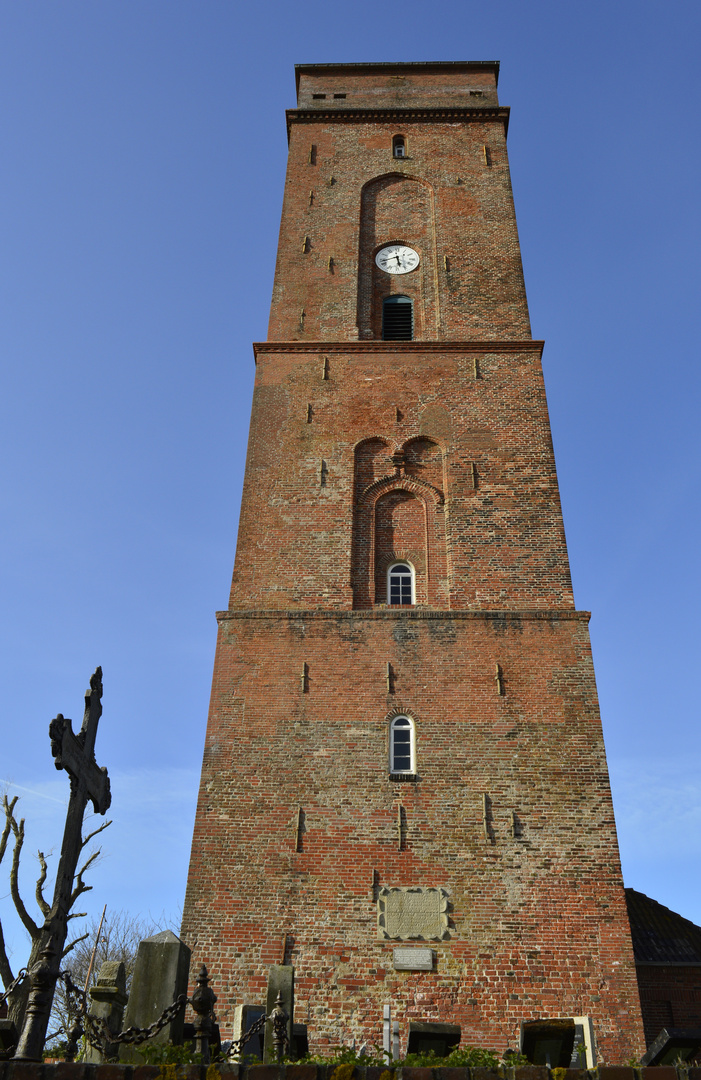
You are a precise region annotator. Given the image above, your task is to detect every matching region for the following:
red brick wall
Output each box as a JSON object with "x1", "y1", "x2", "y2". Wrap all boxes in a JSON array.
[
  {"x1": 296, "y1": 61, "x2": 500, "y2": 109},
  {"x1": 637, "y1": 965, "x2": 701, "y2": 1046},
  {"x1": 228, "y1": 343, "x2": 572, "y2": 613},
  {"x1": 268, "y1": 65, "x2": 525, "y2": 343},
  {"x1": 181, "y1": 63, "x2": 645, "y2": 1064},
  {"x1": 183, "y1": 609, "x2": 643, "y2": 1060}
]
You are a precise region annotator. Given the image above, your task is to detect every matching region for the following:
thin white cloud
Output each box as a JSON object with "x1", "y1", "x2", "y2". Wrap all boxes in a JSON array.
[
  {"x1": 608, "y1": 753, "x2": 701, "y2": 926},
  {"x1": 609, "y1": 754, "x2": 701, "y2": 858},
  {"x1": 0, "y1": 780, "x2": 66, "y2": 805},
  {"x1": 0, "y1": 766, "x2": 200, "y2": 967}
]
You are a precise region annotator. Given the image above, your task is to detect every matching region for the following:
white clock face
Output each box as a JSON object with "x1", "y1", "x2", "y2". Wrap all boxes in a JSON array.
[{"x1": 375, "y1": 244, "x2": 420, "y2": 275}]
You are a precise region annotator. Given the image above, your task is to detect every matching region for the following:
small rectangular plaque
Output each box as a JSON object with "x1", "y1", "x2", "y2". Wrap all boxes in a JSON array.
[{"x1": 393, "y1": 946, "x2": 434, "y2": 971}]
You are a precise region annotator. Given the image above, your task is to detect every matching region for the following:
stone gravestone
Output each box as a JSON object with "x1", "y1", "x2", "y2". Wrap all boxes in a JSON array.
[
  {"x1": 118, "y1": 930, "x2": 190, "y2": 1062},
  {"x1": 84, "y1": 960, "x2": 128, "y2": 1063},
  {"x1": 263, "y1": 965, "x2": 293, "y2": 1063},
  {"x1": 232, "y1": 1004, "x2": 266, "y2": 1061}
]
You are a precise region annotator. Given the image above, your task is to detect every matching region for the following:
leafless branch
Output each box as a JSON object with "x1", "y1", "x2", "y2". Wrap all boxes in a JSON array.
[
  {"x1": 0, "y1": 795, "x2": 19, "y2": 864},
  {"x1": 80, "y1": 819, "x2": 111, "y2": 850},
  {"x1": 66, "y1": 911, "x2": 88, "y2": 922},
  {"x1": 68, "y1": 849, "x2": 100, "y2": 908},
  {"x1": 7, "y1": 800, "x2": 39, "y2": 940},
  {"x1": 0, "y1": 795, "x2": 18, "y2": 986},
  {"x1": 0, "y1": 912, "x2": 14, "y2": 989},
  {"x1": 35, "y1": 851, "x2": 51, "y2": 917},
  {"x1": 61, "y1": 932, "x2": 89, "y2": 959}
]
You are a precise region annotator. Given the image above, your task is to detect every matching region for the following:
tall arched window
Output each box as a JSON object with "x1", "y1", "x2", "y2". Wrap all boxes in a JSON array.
[
  {"x1": 382, "y1": 295, "x2": 413, "y2": 341},
  {"x1": 390, "y1": 715, "x2": 415, "y2": 775},
  {"x1": 392, "y1": 134, "x2": 406, "y2": 158},
  {"x1": 387, "y1": 561, "x2": 414, "y2": 605}
]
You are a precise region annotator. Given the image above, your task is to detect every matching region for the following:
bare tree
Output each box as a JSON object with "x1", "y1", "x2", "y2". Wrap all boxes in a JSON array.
[
  {"x1": 0, "y1": 792, "x2": 110, "y2": 1040},
  {"x1": 47, "y1": 909, "x2": 162, "y2": 1046}
]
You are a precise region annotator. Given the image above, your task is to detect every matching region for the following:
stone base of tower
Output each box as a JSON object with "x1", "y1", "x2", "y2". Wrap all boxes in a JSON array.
[{"x1": 181, "y1": 609, "x2": 645, "y2": 1062}]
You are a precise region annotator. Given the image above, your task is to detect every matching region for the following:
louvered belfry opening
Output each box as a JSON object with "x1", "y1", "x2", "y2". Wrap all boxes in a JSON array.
[{"x1": 382, "y1": 295, "x2": 413, "y2": 340}]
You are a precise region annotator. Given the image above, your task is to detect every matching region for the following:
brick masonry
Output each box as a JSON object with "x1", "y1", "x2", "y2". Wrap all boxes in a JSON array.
[
  {"x1": 269, "y1": 72, "x2": 527, "y2": 343},
  {"x1": 181, "y1": 63, "x2": 646, "y2": 1061},
  {"x1": 636, "y1": 966, "x2": 701, "y2": 1047}
]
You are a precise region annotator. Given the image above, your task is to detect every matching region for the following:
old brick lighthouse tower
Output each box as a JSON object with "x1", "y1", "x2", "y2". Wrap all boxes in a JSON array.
[{"x1": 181, "y1": 62, "x2": 645, "y2": 1061}]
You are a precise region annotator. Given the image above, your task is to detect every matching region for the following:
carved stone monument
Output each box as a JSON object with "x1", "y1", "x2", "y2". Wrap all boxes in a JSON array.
[
  {"x1": 118, "y1": 930, "x2": 190, "y2": 1062},
  {"x1": 377, "y1": 886, "x2": 449, "y2": 940},
  {"x1": 84, "y1": 960, "x2": 128, "y2": 1063},
  {"x1": 263, "y1": 965, "x2": 293, "y2": 1063}
]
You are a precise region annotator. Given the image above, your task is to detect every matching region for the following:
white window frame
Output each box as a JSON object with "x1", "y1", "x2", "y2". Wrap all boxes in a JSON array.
[
  {"x1": 392, "y1": 134, "x2": 406, "y2": 158},
  {"x1": 389, "y1": 714, "x2": 416, "y2": 775},
  {"x1": 387, "y1": 561, "x2": 415, "y2": 606}
]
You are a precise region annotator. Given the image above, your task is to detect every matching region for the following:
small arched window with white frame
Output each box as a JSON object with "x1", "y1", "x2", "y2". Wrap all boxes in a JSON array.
[
  {"x1": 389, "y1": 715, "x2": 415, "y2": 776},
  {"x1": 392, "y1": 134, "x2": 406, "y2": 158},
  {"x1": 387, "y1": 561, "x2": 414, "y2": 605}
]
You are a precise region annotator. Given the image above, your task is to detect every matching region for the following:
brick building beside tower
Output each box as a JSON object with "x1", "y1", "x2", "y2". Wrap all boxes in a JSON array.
[{"x1": 181, "y1": 62, "x2": 645, "y2": 1061}]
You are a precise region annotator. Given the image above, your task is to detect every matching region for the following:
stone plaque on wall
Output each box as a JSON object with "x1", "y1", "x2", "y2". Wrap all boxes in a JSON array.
[
  {"x1": 393, "y1": 946, "x2": 435, "y2": 971},
  {"x1": 377, "y1": 886, "x2": 449, "y2": 940}
]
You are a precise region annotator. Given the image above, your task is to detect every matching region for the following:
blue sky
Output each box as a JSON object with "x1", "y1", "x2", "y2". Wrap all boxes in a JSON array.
[{"x1": 1, "y1": 1, "x2": 700, "y2": 971}]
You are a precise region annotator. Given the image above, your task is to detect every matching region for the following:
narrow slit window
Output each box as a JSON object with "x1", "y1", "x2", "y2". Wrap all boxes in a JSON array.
[
  {"x1": 333, "y1": 93, "x2": 346, "y2": 99},
  {"x1": 390, "y1": 716, "x2": 415, "y2": 774},
  {"x1": 312, "y1": 93, "x2": 326, "y2": 100},
  {"x1": 392, "y1": 134, "x2": 406, "y2": 158},
  {"x1": 388, "y1": 562, "x2": 414, "y2": 606},
  {"x1": 382, "y1": 296, "x2": 413, "y2": 341}
]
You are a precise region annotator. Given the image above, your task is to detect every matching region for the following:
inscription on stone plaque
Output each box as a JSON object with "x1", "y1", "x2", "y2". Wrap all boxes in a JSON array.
[
  {"x1": 377, "y1": 886, "x2": 449, "y2": 940},
  {"x1": 393, "y1": 946, "x2": 435, "y2": 971}
]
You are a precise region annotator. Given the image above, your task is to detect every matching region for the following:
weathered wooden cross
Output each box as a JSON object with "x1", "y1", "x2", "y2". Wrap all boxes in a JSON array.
[{"x1": 14, "y1": 667, "x2": 111, "y2": 1061}]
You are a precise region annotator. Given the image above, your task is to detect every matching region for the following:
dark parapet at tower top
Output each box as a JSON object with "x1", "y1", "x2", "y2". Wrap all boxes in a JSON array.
[{"x1": 295, "y1": 61, "x2": 501, "y2": 110}]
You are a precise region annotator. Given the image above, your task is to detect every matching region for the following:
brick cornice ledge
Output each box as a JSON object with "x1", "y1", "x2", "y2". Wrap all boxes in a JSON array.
[
  {"x1": 218, "y1": 608, "x2": 590, "y2": 623},
  {"x1": 286, "y1": 105, "x2": 511, "y2": 136},
  {"x1": 253, "y1": 340, "x2": 544, "y2": 360}
]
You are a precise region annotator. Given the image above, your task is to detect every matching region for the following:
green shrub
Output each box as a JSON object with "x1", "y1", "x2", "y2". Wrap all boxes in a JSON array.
[{"x1": 297, "y1": 1042, "x2": 528, "y2": 1070}]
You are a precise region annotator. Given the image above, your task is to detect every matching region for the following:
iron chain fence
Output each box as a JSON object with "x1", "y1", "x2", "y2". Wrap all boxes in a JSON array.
[{"x1": 3, "y1": 964, "x2": 288, "y2": 1063}]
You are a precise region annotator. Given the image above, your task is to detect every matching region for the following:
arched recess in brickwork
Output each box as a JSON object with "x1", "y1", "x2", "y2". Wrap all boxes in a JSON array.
[
  {"x1": 403, "y1": 436, "x2": 445, "y2": 491},
  {"x1": 351, "y1": 437, "x2": 448, "y2": 609},
  {"x1": 356, "y1": 173, "x2": 438, "y2": 341},
  {"x1": 353, "y1": 436, "x2": 394, "y2": 491},
  {"x1": 352, "y1": 438, "x2": 394, "y2": 608},
  {"x1": 374, "y1": 489, "x2": 426, "y2": 604}
]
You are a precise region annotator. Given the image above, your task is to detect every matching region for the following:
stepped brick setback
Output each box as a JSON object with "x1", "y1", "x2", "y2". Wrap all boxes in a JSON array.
[{"x1": 181, "y1": 62, "x2": 646, "y2": 1061}]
